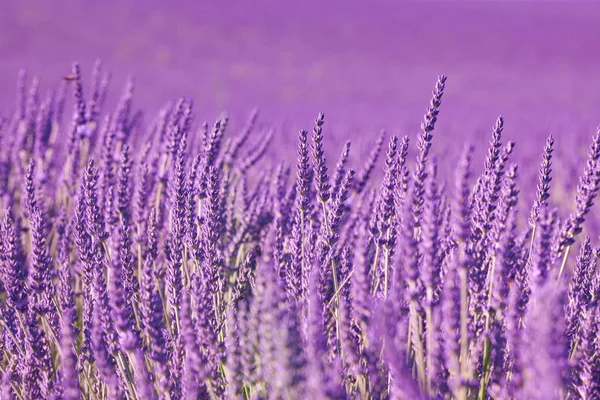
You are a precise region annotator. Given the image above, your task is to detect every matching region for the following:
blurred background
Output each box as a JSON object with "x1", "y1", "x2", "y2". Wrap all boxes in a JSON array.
[{"x1": 1, "y1": 0, "x2": 600, "y2": 206}]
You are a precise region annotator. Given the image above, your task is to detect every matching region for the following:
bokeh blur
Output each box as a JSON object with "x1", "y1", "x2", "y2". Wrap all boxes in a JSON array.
[{"x1": 1, "y1": 0, "x2": 599, "y2": 222}]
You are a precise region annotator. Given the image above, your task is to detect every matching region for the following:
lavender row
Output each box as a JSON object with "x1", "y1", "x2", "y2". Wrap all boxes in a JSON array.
[{"x1": 0, "y1": 62, "x2": 599, "y2": 399}]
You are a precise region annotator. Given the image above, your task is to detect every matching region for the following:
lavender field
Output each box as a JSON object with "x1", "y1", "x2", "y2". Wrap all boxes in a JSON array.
[{"x1": 0, "y1": 1, "x2": 599, "y2": 399}]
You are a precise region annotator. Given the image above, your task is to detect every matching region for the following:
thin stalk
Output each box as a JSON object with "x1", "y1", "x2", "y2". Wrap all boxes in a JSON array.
[
  {"x1": 41, "y1": 315, "x2": 59, "y2": 347},
  {"x1": 383, "y1": 246, "x2": 391, "y2": 297},
  {"x1": 371, "y1": 245, "x2": 381, "y2": 295},
  {"x1": 43, "y1": 122, "x2": 60, "y2": 166},
  {"x1": 458, "y1": 267, "x2": 470, "y2": 400},
  {"x1": 11, "y1": 382, "x2": 24, "y2": 400},
  {"x1": 526, "y1": 224, "x2": 537, "y2": 267},
  {"x1": 425, "y1": 289, "x2": 434, "y2": 397},
  {"x1": 555, "y1": 245, "x2": 571, "y2": 290},
  {"x1": 182, "y1": 247, "x2": 191, "y2": 287},
  {"x1": 53, "y1": 331, "x2": 99, "y2": 400},
  {"x1": 478, "y1": 339, "x2": 492, "y2": 400},
  {"x1": 478, "y1": 256, "x2": 497, "y2": 400},
  {"x1": 326, "y1": 270, "x2": 354, "y2": 309},
  {"x1": 156, "y1": 273, "x2": 171, "y2": 335},
  {"x1": 569, "y1": 337, "x2": 579, "y2": 361},
  {"x1": 115, "y1": 351, "x2": 139, "y2": 400},
  {"x1": 408, "y1": 301, "x2": 427, "y2": 393},
  {"x1": 83, "y1": 363, "x2": 100, "y2": 400}
]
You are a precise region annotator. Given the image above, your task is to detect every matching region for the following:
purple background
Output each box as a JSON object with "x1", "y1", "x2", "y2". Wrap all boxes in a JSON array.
[{"x1": 2, "y1": 1, "x2": 600, "y2": 195}]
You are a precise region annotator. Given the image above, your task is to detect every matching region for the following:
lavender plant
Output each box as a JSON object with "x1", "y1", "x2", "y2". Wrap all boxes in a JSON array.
[{"x1": 0, "y1": 63, "x2": 598, "y2": 400}]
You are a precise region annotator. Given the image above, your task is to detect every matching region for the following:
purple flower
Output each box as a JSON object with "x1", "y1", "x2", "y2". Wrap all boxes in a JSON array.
[
  {"x1": 556, "y1": 128, "x2": 600, "y2": 252},
  {"x1": 2, "y1": 209, "x2": 29, "y2": 313},
  {"x1": 1, "y1": 60, "x2": 599, "y2": 400},
  {"x1": 529, "y1": 135, "x2": 554, "y2": 227},
  {"x1": 312, "y1": 112, "x2": 330, "y2": 204},
  {"x1": 354, "y1": 130, "x2": 385, "y2": 194},
  {"x1": 140, "y1": 211, "x2": 171, "y2": 396},
  {"x1": 27, "y1": 206, "x2": 56, "y2": 327},
  {"x1": 59, "y1": 307, "x2": 81, "y2": 400}
]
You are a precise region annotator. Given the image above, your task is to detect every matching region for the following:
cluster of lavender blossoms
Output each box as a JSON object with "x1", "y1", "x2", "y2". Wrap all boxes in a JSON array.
[{"x1": 0, "y1": 62, "x2": 599, "y2": 400}]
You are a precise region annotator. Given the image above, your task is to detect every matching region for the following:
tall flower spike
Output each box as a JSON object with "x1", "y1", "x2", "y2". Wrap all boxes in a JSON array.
[
  {"x1": 532, "y1": 207, "x2": 558, "y2": 285},
  {"x1": 412, "y1": 75, "x2": 447, "y2": 230},
  {"x1": 451, "y1": 144, "x2": 475, "y2": 397},
  {"x1": 2, "y1": 209, "x2": 29, "y2": 313},
  {"x1": 566, "y1": 237, "x2": 595, "y2": 348},
  {"x1": 555, "y1": 128, "x2": 600, "y2": 283},
  {"x1": 326, "y1": 169, "x2": 355, "y2": 249},
  {"x1": 312, "y1": 112, "x2": 330, "y2": 204},
  {"x1": 57, "y1": 235, "x2": 76, "y2": 318},
  {"x1": 114, "y1": 76, "x2": 135, "y2": 142},
  {"x1": 140, "y1": 210, "x2": 171, "y2": 395},
  {"x1": 27, "y1": 206, "x2": 54, "y2": 323},
  {"x1": 238, "y1": 128, "x2": 274, "y2": 174},
  {"x1": 69, "y1": 62, "x2": 87, "y2": 143},
  {"x1": 377, "y1": 136, "x2": 398, "y2": 248},
  {"x1": 60, "y1": 306, "x2": 81, "y2": 400},
  {"x1": 34, "y1": 90, "x2": 54, "y2": 161},
  {"x1": 166, "y1": 141, "x2": 187, "y2": 335},
  {"x1": 471, "y1": 139, "x2": 515, "y2": 335},
  {"x1": 375, "y1": 136, "x2": 398, "y2": 297},
  {"x1": 133, "y1": 160, "x2": 153, "y2": 240},
  {"x1": 422, "y1": 158, "x2": 443, "y2": 299},
  {"x1": 562, "y1": 128, "x2": 600, "y2": 245},
  {"x1": 72, "y1": 193, "x2": 95, "y2": 365},
  {"x1": 529, "y1": 135, "x2": 554, "y2": 227},
  {"x1": 199, "y1": 116, "x2": 225, "y2": 198},
  {"x1": 110, "y1": 219, "x2": 141, "y2": 353},
  {"x1": 296, "y1": 129, "x2": 312, "y2": 212},
  {"x1": 191, "y1": 272, "x2": 224, "y2": 397},
  {"x1": 53, "y1": 77, "x2": 68, "y2": 124},
  {"x1": 83, "y1": 159, "x2": 108, "y2": 242},
  {"x1": 24, "y1": 158, "x2": 38, "y2": 217},
  {"x1": 90, "y1": 291, "x2": 121, "y2": 399},
  {"x1": 16, "y1": 74, "x2": 39, "y2": 156},
  {"x1": 86, "y1": 59, "x2": 103, "y2": 125},
  {"x1": 472, "y1": 116, "x2": 504, "y2": 243},
  {"x1": 354, "y1": 130, "x2": 385, "y2": 194},
  {"x1": 180, "y1": 287, "x2": 205, "y2": 399},
  {"x1": 306, "y1": 266, "x2": 328, "y2": 398},
  {"x1": 576, "y1": 307, "x2": 600, "y2": 398},
  {"x1": 289, "y1": 129, "x2": 312, "y2": 307},
  {"x1": 456, "y1": 145, "x2": 475, "y2": 244},
  {"x1": 15, "y1": 68, "x2": 27, "y2": 122},
  {"x1": 116, "y1": 144, "x2": 133, "y2": 223},
  {"x1": 331, "y1": 140, "x2": 351, "y2": 199},
  {"x1": 394, "y1": 135, "x2": 411, "y2": 225},
  {"x1": 225, "y1": 107, "x2": 259, "y2": 166}
]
